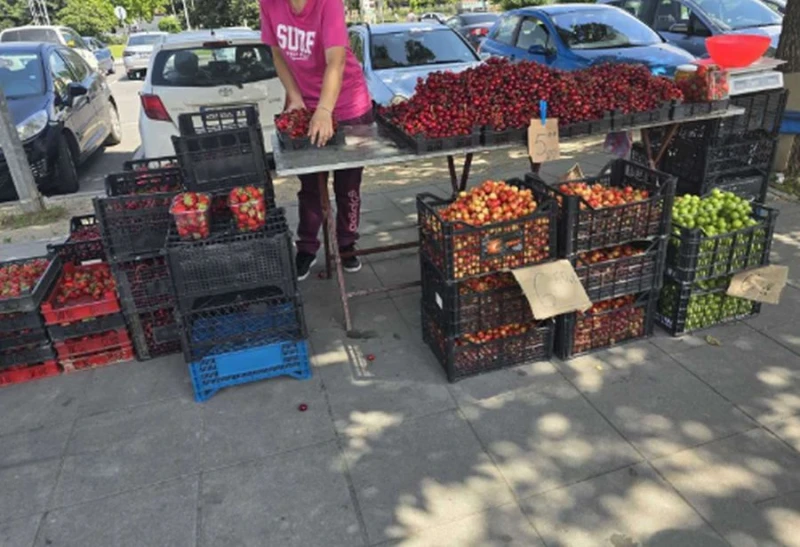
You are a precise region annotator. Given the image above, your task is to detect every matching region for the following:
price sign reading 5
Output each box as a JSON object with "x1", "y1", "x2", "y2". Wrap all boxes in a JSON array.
[{"x1": 528, "y1": 118, "x2": 561, "y2": 163}]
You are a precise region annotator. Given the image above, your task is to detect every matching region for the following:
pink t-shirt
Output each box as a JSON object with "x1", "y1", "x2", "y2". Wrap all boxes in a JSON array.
[{"x1": 260, "y1": 0, "x2": 372, "y2": 121}]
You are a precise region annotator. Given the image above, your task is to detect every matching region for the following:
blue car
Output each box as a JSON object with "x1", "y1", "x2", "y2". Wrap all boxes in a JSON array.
[
  {"x1": 597, "y1": 0, "x2": 782, "y2": 58},
  {"x1": 347, "y1": 23, "x2": 481, "y2": 105},
  {"x1": 83, "y1": 36, "x2": 115, "y2": 75},
  {"x1": 479, "y1": 4, "x2": 695, "y2": 75}
]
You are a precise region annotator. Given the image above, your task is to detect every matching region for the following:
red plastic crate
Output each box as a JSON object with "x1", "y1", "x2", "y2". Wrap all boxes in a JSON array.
[
  {"x1": 53, "y1": 328, "x2": 132, "y2": 360},
  {"x1": 40, "y1": 263, "x2": 121, "y2": 325},
  {"x1": 60, "y1": 343, "x2": 135, "y2": 373},
  {"x1": 0, "y1": 360, "x2": 60, "y2": 387}
]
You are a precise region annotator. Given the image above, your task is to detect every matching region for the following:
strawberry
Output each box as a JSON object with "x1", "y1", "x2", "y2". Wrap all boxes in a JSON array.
[
  {"x1": 228, "y1": 186, "x2": 267, "y2": 233},
  {"x1": 170, "y1": 192, "x2": 212, "y2": 240}
]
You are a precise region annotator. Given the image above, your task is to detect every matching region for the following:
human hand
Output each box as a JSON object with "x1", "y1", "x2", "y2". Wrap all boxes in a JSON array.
[
  {"x1": 309, "y1": 107, "x2": 334, "y2": 147},
  {"x1": 285, "y1": 95, "x2": 306, "y2": 112}
]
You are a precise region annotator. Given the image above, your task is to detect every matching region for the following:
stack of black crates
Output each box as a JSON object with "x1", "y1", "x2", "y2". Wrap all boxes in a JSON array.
[
  {"x1": 94, "y1": 158, "x2": 184, "y2": 361},
  {"x1": 529, "y1": 159, "x2": 676, "y2": 359},
  {"x1": 417, "y1": 178, "x2": 558, "y2": 382},
  {"x1": 166, "y1": 106, "x2": 310, "y2": 402}
]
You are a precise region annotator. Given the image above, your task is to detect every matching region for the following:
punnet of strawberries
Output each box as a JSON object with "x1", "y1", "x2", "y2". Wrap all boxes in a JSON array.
[
  {"x1": 0, "y1": 258, "x2": 50, "y2": 299},
  {"x1": 228, "y1": 186, "x2": 267, "y2": 232},
  {"x1": 170, "y1": 192, "x2": 211, "y2": 240},
  {"x1": 381, "y1": 58, "x2": 684, "y2": 138},
  {"x1": 276, "y1": 108, "x2": 338, "y2": 139},
  {"x1": 52, "y1": 264, "x2": 116, "y2": 306}
]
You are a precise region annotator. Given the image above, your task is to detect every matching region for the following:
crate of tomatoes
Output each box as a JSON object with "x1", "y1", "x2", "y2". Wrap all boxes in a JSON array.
[
  {"x1": 0, "y1": 255, "x2": 61, "y2": 313},
  {"x1": 526, "y1": 159, "x2": 676, "y2": 256},
  {"x1": 556, "y1": 291, "x2": 657, "y2": 359},
  {"x1": 418, "y1": 179, "x2": 556, "y2": 281},
  {"x1": 40, "y1": 263, "x2": 120, "y2": 325},
  {"x1": 47, "y1": 215, "x2": 105, "y2": 264}
]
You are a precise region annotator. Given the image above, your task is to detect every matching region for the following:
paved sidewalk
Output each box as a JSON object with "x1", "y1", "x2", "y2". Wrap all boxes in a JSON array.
[{"x1": 1, "y1": 154, "x2": 800, "y2": 547}]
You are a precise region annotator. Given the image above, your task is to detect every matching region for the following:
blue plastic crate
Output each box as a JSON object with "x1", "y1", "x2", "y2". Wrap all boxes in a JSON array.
[{"x1": 189, "y1": 339, "x2": 311, "y2": 402}]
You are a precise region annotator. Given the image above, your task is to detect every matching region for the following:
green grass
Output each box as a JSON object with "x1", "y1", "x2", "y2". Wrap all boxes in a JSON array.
[
  {"x1": 775, "y1": 176, "x2": 800, "y2": 200},
  {"x1": 109, "y1": 44, "x2": 125, "y2": 60},
  {"x1": 0, "y1": 206, "x2": 67, "y2": 230}
]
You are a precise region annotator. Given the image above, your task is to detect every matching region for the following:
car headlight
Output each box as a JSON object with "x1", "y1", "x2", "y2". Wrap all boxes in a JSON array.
[
  {"x1": 16, "y1": 110, "x2": 48, "y2": 141},
  {"x1": 390, "y1": 94, "x2": 408, "y2": 105}
]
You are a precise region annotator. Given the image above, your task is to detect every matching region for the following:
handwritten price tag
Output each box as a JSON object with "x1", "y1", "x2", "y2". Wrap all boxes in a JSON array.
[
  {"x1": 528, "y1": 118, "x2": 561, "y2": 163},
  {"x1": 511, "y1": 260, "x2": 591, "y2": 320},
  {"x1": 727, "y1": 265, "x2": 788, "y2": 305}
]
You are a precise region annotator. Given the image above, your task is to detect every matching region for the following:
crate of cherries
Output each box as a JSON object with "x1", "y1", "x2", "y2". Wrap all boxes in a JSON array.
[
  {"x1": 170, "y1": 192, "x2": 211, "y2": 241},
  {"x1": 275, "y1": 108, "x2": 345, "y2": 150}
]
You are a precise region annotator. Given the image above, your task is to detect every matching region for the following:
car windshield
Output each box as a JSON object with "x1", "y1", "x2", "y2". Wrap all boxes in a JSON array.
[
  {"x1": 1, "y1": 28, "x2": 60, "y2": 43},
  {"x1": 0, "y1": 52, "x2": 45, "y2": 98},
  {"x1": 552, "y1": 9, "x2": 663, "y2": 49},
  {"x1": 461, "y1": 14, "x2": 498, "y2": 25},
  {"x1": 370, "y1": 29, "x2": 478, "y2": 69},
  {"x1": 128, "y1": 34, "x2": 163, "y2": 46},
  {"x1": 695, "y1": 0, "x2": 781, "y2": 30},
  {"x1": 151, "y1": 44, "x2": 277, "y2": 87}
]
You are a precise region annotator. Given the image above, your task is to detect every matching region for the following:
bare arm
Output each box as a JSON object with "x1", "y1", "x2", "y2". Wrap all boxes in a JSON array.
[
  {"x1": 270, "y1": 46, "x2": 304, "y2": 110},
  {"x1": 309, "y1": 46, "x2": 346, "y2": 146}
]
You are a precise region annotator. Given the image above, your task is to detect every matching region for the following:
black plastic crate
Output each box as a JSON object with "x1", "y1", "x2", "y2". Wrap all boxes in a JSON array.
[
  {"x1": 656, "y1": 275, "x2": 759, "y2": 336},
  {"x1": 417, "y1": 180, "x2": 557, "y2": 281},
  {"x1": 277, "y1": 127, "x2": 345, "y2": 150},
  {"x1": 0, "y1": 326, "x2": 48, "y2": 352},
  {"x1": 556, "y1": 291, "x2": 657, "y2": 360},
  {"x1": 0, "y1": 309, "x2": 45, "y2": 334},
  {"x1": 46, "y1": 312, "x2": 127, "y2": 341},
  {"x1": 666, "y1": 203, "x2": 777, "y2": 283},
  {"x1": 47, "y1": 215, "x2": 104, "y2": 265},
  {"x1": 178, "y1": 287, "x2": 307, "y2": 362},
  {"x1": 376, "y1": 111, "x2": 481, "y2": 154},
  {"x1": 166, "y1": 209, "x2": 293, "y2": 307},
  {"x1": 94, "y1": 193, "x2": 176, "y2": 262},
  {"x1": 527, "y1": 159, "x2": 676, "y2": 255},
  {"x1": 105, "y1": 169, "x2": 184, "y2": 196},
  {"x1": 420, "y1": 256, "x2": 532, "y2": 337},
  {"x1": 572, "y1": 238, "x2": 666, "y2": 302},
  {"x1": 127, "y1": 307, "x2": 181, "y2": 360},
  {"x1": 124, "y1": 156, "x2": 180, "y2": 171},
  {"x1": 560, "y1": 114, "x2": 613, "y2": 140},
  {"x1": 0, "y1": 343, "x2": 55, "y2": 368},
  {"x1": 611, "y1": 103, "x2": 672, "y2": 131},
  {"x1": 721, "y1": 89, "x2": 788, "y2": 139},
  {"x1": 178, "y1": 106, "x2": 260, "y2": 136},
  {"x1": 172, "y1": 126, "x2": 269, "y2": 192},
  {"x1": 422, "y1": 303, "x2": 554, "y2": 383},
  {"x1": 481, "y1": 126, "x2": 527, "y2": 146},
  {"x1": 113, "y1": 257, "x2": 175, "y2": 312},
  {"x1": 701, "y1": 169, "x2": 769, "y2": 203},
  {"x1": 0, "y1": 255, "x2": 61, "y2": 314},
  {"x1": 671, "y1": 99, "x2": 730, "y2": 122}
]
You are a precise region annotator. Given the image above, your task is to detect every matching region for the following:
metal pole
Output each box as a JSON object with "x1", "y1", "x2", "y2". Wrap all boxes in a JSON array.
[{"x1": 0, "y1": 88, "x2": 44, "y2": 214}]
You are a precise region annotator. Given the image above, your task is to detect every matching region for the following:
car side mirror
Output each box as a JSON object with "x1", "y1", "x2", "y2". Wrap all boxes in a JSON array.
[
  {"x1": 528, "y1": 44, "x2": 547, "y2": 55},
  {"x1": 668, "y1": 22, "x2": 689, "y2": 33},
  {"x1": 67, "y1": 83, "x2": 88, "y2": 99},
  {"x1": 691, "y1": 25, "x2": 712, "y2": 37}
]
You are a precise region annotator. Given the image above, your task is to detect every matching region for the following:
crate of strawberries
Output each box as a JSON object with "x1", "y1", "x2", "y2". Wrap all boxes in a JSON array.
[
  {"x1": 418, "y1": 179, "x2": 556, "y2": 281},
  {"x1": 40, "y1": 262, "x2": 120, "y2": 325},
  {"x1": 275, "y1": 108, "x2": 345, "y2": 150},
  {"x1": 0, "y1": 255, "x2": 60, "y2": 313},
  {"x1": 572, "y1": 240, "x2": 666, "y2": 302},
  {"x1": 47, "y1": 215, "x2": 105, "y2": 264},
  {"x1": 527, "y1": 159, "x2": 676, "y2": 256}
]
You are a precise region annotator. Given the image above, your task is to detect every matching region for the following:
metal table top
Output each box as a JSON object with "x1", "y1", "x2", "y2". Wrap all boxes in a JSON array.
[{"x1": 272, "y1": 106, "x2": 745, "y2": 177}]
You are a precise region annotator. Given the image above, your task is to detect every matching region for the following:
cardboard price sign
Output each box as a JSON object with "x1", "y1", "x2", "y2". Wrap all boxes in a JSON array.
[
  {"x1": 511, "y1": 260, "x2": 592, "y2": 320},
  {"x1": 528, "y1": 118, "x2": 561, "y2": 163},
  {"x1": 559, "y1": 163, "x2": 584, "y2": 182},
  {"x1": 726, "y1": 265, "x2": 789, "y2": 305}
]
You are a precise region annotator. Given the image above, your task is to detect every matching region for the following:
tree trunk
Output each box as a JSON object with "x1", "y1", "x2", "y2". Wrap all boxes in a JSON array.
[{"x1": 777, "y1": 0, "x2": 800, "y2": 177}]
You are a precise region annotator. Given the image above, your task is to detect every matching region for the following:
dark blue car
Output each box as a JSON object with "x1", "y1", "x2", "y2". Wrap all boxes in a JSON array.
[{"x1": 479, "y1": 4, "x2": 695, "y2": 75}]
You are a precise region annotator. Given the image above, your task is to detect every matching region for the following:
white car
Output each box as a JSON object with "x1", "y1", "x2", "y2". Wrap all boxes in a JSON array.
[
  {"x1": 137, "y1": 29, "x2": 285, "y2": 159},
  {"x1": 0, "y1": 25, "x2": 99, "y2": 71},
  {"x1": 123, "y1": 32, "x2": 168, "y2": 80}
]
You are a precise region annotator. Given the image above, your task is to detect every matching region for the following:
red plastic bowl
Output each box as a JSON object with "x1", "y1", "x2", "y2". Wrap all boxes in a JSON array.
[{"x1": 706, "y1": 35, "x2": 771, "y2": 68}]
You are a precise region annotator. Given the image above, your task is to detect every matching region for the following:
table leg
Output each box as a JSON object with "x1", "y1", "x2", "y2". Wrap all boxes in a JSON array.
[
  {"x1": 641, "y1": 125, "x2": 680, "y2": 169},
  {"x1": 447, "y1": 155, "x2": 458, "y2": 194},
  {"x1": 318, "y1": 173, "x2": 352, "y2": 331},
  {"x1": 529, "y1": 158, "x2": 542, "y2": 175},
  {"x1": 447, "y1": 153, "x2": 475, "y2": 195},
  {"x1": 459, "y1": 153, "x2": 473, "y2": 192}
]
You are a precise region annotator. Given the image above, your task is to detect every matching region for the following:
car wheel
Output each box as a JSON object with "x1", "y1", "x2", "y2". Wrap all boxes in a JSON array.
[
  {"x1": 104, "y1": 103, "x2": 122, "y2": 146},
  {"x1": 54, "y1": 133, "x2": 79, "y2": 194}
]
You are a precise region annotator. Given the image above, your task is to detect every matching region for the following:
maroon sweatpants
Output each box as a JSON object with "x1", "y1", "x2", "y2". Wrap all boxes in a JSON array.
[{"x1": 296, "y1": 110, "x2": 374, "y2": 255}]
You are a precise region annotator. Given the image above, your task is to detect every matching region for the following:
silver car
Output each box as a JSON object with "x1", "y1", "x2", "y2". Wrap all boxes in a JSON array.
[{"x1": 123, "y1": 32, "x2": 167, "y2": 80}]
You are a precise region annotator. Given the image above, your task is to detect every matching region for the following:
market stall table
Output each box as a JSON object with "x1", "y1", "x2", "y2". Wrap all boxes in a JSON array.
[{"x1": 272, "y1": 106, "x2": 745, "y2": 332}]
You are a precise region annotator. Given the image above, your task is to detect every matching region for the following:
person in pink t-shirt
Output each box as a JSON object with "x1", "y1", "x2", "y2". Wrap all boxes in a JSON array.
[{"x1": 261, "y1": 0, "x2": 373, "y2": 280}]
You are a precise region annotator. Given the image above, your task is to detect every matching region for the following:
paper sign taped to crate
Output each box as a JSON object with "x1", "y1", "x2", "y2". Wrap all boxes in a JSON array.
[
  {"x1": 511, "y1": 260, "x2": 592, "y2": 319},
  {"x1": 528, "y1": 118, "x2": 560, "y2": 163},
  {"x1": 727, "y1": 265, "x2": 788, "y2": 305},
  {"x1": 559, "y1": 163, "x2": 584, "y2": 182}
]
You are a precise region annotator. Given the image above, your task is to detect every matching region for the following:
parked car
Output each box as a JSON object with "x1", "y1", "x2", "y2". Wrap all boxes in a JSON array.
[
  {"x1": 420, "y1": 12, "x2": 447, "y2": 23},
  {"x1": 123, "y1": 31, "x2": 168, "y2": 80},
  {"x1": 479, "y1": 4, "x2": 695, "y2": 75},
  {"x1": 597, "y1": 0, "x2": 782, "y2": 57},
  {"x1": 760, "y1": 0, "x2": 786, "y2": 14},
  {"x1": 83, "y1": 36, "x2": 115, "y2": 75},
  {"x1": 0, "y1": 25, "x2": 99, "y2": 72},
  {"x1": 0, "y1": 42, "x2": 121, "y2": 201},
  {"x1": 445, "y1": 12, "x2": 500, "y2": 48},
  {"x1": 348, "y1": 23, "x2": 481, "y2": 105},
  {"x1": 137, "y1": 29, "x2": 284, "y2": 160}
]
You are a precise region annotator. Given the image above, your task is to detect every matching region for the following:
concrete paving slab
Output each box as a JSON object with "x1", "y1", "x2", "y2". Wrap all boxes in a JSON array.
[
  {"x1": 35, "y1": 477, "x2": 198, "y2": 547},
  {"x1": 390, "y1": 290, "x2": 423, "y2": 332},
  {"x1": 342, "y1": 409, "x2": 515, "y2": 544},
  {"x1": 448, "y1": 360, "x2": 566, "y2": 407},
  {"x1": 383, "y1": 502, "x2": 544, "y2": 547},
  {"x1": 200, "y1": 375, "x2": 335, "y2": 470},
  {"x1": 199, "y1": 441, "x2": 363, "y2": 547},
  {"x1": 770, "y1": 222, "x2": 800, "y2": 289},
  {"x1": 745, "y1": 285, "x2": 800, "y2": 356},
  {"x1": 77, "y1": 353, "x2": 193, "y2": 417},
  {"x1": 0, "y1": 372, "x2": 88, "y2": 437},
  {"x1": 458, "y1": 382, "x2": 641, "y2": 501},
  {"x1": 766, "y1": 414, "x2": 800, "y2": 452},
  {"x1": 52, "y1": 399, "x2": 202, "y2": 506},
  {"x1": 520, "y1": 463, "x2": 724, "y2": 547},
  {"x1": 0, "y1": 422, "x2": 70, "y2": 468},
  {"x1": 669, "y1": 323, "x2": 800, "y2": 424},
  {"x1": 556, "y1": 348, "x2": 756, "y2": 459},
  {"x1": 652, "y1": 429, "x2": 800, "y2": 547},
  {"x1": 369, "y1": 249, "x2": 420, "y2": 288},
  {"x1": 0, "y1": 514, "x2": 41, "y2": 547},
  {"x1": 0, "y1": 457, "x2": 60, "y2": 522}
]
